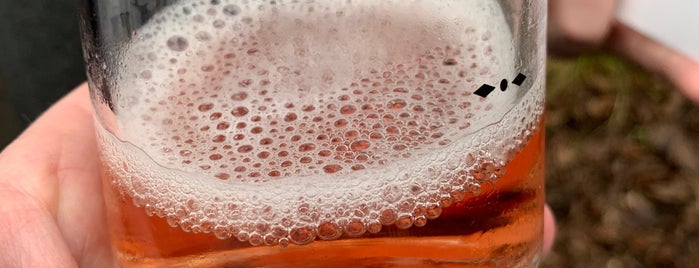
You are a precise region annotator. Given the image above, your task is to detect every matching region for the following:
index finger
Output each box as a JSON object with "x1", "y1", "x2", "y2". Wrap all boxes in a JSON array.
[{"x1": 606, "y1": 23, "x2": 699, "y2": 103}]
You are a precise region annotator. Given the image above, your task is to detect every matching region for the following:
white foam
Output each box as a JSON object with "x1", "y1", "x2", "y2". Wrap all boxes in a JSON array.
[{"x1": 98, "y1": 0, "x2": 544, "y2": 245}]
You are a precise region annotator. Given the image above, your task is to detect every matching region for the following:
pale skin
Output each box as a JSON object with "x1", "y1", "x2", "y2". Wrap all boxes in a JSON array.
[{"x1": 1, "y1": 1, "x2": 698, "y2": 266}]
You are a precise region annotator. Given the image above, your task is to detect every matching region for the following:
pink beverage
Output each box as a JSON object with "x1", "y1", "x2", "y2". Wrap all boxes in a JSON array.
[{"x1": 95, "y1": 0, "x2": 545, "y2": 267}]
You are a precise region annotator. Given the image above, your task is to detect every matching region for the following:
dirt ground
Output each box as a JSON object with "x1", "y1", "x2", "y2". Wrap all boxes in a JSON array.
[{"x1": 542, "y1": 55, "x2": 699, "y2": 268}]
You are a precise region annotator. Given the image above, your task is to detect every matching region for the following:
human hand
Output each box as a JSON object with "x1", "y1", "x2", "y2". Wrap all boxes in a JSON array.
[
  {"x1": 549, "y1": 0, "x2": 699, "y2": 102},
  {"x1": 0, "y1": 84, "x2": 112, "y2": 267}
]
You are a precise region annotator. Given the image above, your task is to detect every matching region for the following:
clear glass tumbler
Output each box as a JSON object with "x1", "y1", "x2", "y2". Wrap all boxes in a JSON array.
[{"x1": 78, "y1": 0, "x2": 546, "y2": 267}]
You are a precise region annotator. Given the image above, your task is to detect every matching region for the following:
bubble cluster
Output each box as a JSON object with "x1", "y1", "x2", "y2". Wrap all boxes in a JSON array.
[{"x1": 100, "y1": 0, "x2": 544, "y2": 247}]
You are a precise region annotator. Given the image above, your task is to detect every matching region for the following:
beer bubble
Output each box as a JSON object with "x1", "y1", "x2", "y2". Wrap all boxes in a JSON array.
[
  {"x1": 216, "y1": 122, "x2": 230, "y2": 130},
  {"x1": 201, "y1": 65, "x2": 215, "y2": 72},
  {"x1": 209, "y1": 112, "x2": 222, "y2": 120},
  {"x1": 166, "y1": 36, "x2": 189, "y2": 52},
  {"x1": 289, "y1": 227, "x2": 315, "y2": 245},
  {"x1": 344, "y1": 130, "x2": 359, "y2": 139},
  {"x1": 166, "y1": 216, "x2": 180, "y2": 227},
  {"x1": 386, "y1": 126, "x2": 399, "y2": 135},
  {"x1": 180, "y1": 221, "x2": 194, "y2": 232},
  {"x1": 344, "y1": 219, "x2": 366, "y2": 237},
  {"x1": 206, "y1": 8, "x2": 218, "y2": 16},
  {"x1": 195, "y1": 31, "x2": 211, "y2": 41},
  {"x1": 283, "y1": 113, "x2": 298, "y2": 122},
  {"x1": 334, "y1": 119, "x2": 348, "y2": 128},
  {"x1": 392, "y1": 144, "x2": 407, "y2": 151},
  {"x1": 369, "y1": 132, "x2": 384, "y2": 140},
  {"x1": 317, "y1": 222, "x2": 342, "y2": 240},
  {"x1": 443, "y1": 58, "x2": 458, "y2": 66},
  {"x1": 231, "y1": 92, "x2": 248, "y2": 101},
  {"x1": 351, "y1": 164, "x2": 365, "y2": 170},
  {"x1": 439, "y1": 195, "x2": 453, "y2": 207},
  {"x1": 237, "y1": 145, "x2": 254, "y2": 153},
  {"x1": 425, "y1": 206, "x2": 442, "y2": 220},
  {"x1": 316, "y1": 150, "x2": 331, "y2": 157},
  {"x1": 322, "y1": 164, "x2": 342, "y2": 173},
  {"x1": 298, "y1": 143, "x2": 316, "y2": 152},
  {"x1": 349, "y1": 140, "x2": 370, "y2": 151},
  {"x1": 395, "y1": 214, "x2": 413, "y2": 229},
  {"x1": 249, "y1": 233, "x2": 264, "y2": 246},
  {"x1": 179, "y1": 150, "x2": 192, "y2": 157},
  {"x1": 379, "y1": 209, "x2": 397, "y2": 225},
  {"x1": 339, "y1": 105, "x2": 356, "y2": 115},
  {"x1": 413, "y1": 216, "x2": 427, "y2": 227},
  {"x1": 231, "y1": 106, "x2": 249, "y2": 117},
  {"x1": 278, "y1": 238, "x2": 289, "y2": 247},
  {"x1": 250, "y1": 126, "x2": 263, "y2": 134},
  {"x1": 212, "y1": 19, "x2": 225, "y2": 28},
  {"x1": 240, "y1": 79, "x2": 254, "y2": 88},
  {"x1": 140, "y1": 70, "x2": 152, "y2": 79},
  {"x1": 214, "y1": 226, "x2": 232, "y2": 239},
  {"x1": 198, "y1": 103, "x2": 214, "y2": 112},
  {"x1": 366, "y1": 221, "x2": 382, "y2": 234},
  {"x1": 237, "y1": 232, "x2": 249, "y2": 242},
  {"x1": 223, "y1": 4, "x2": 241, "y2": 16},
  {"x1": 260, "y1": 138, "x2": 273, "y2": 145},
  {"x1": 200, "y1": 221, "x2": 215, "y2": 233},
  {"x1": 264, "y1": 234, "x2": 278, "y2": 246},
  {"x1": 299, "y1": 157, "x2": 313, "y2": 164},
  {"x1": 212, "y1": 135, "x2": 226, "y2": 143}
]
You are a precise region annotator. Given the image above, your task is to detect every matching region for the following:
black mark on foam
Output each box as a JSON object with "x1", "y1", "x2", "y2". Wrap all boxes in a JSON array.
[{"x1": 473, "y1": 73, "x2": 527, "y2": 98}]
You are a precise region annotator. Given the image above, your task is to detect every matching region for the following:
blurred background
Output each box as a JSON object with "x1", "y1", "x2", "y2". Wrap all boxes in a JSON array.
[
  {"x1": 0, "y1": 0, "x2": 86, "y2": 146},
  {"x1": 1, "y1": 0, "x2": 697, "y2": 267}
]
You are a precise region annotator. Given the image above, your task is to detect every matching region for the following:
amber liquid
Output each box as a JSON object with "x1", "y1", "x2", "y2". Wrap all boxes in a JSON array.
[{"x1": 101, "y1": 118, "x2": 544, "y2": 268}]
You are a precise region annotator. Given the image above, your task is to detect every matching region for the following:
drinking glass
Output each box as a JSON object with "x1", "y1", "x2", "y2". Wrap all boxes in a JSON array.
[{"x1": 78, "y1": 0, "x2": 547, "y2": 267}]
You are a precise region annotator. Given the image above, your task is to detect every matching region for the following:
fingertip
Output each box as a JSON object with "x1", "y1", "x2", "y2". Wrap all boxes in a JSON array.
[
  {"x1": 672, "y1": 60, "x2": 699, "y2": 103},
  {"x1": 543, "y1": 204, "x2": 556, "y2": 256}
]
